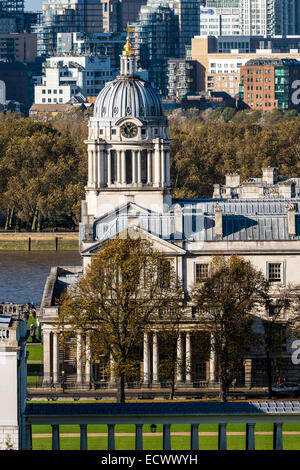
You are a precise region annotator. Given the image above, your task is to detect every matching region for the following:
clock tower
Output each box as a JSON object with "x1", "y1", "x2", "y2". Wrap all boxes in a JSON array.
[{"x1": 83, "y1": 30, "x2": 172, "y2": 221}]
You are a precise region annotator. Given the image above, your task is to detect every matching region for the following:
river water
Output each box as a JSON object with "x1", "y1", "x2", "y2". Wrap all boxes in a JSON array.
[{"x1": 0, "y1": 251, "x2": 82, "y2": 307}]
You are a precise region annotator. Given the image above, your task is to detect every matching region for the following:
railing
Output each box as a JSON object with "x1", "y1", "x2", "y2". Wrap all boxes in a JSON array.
[
  {"x1": 0, "y1": 303, "x2": 25, "y2": 315},
  {"x1": 24, "y1": 401, "x2": 300, "y2": 451}
]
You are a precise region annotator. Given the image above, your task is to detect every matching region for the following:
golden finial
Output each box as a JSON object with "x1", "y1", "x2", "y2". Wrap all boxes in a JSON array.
[{"x1": 123, "y1": 24, "x2": 135, "y2": 56}]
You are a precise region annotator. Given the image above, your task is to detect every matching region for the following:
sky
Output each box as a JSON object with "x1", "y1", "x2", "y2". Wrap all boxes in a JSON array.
[{"x1": 25, "y1": 0, "x2": 42, "y2": 11}]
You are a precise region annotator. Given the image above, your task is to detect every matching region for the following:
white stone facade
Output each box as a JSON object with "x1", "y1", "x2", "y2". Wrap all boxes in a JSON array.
[
  {"x1": 40, "y1": 37, "x2": 300, "y2": 391},
  {"x1": 0, "y1": 317, "x2": 27, "y2": 450},
  {"x1": 34, "y1": 56, "x2": 113, "y2": 105}
]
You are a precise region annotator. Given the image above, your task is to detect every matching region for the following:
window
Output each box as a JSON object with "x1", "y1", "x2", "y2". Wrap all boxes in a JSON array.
[
  {"x1": 268, "y1": 303, "x2": 280, "y2": 317},
  {"x1": 195, "y1": 263, "x2": 209, "y2": 283},
  {"x1": 268, "y1": 263, "x2": 281, "y2": 282},
  {"x1": 159, "y1": 259, "x2": 171, "y2": 289}
]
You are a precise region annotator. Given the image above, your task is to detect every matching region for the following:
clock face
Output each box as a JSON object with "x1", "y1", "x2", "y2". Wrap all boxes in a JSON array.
[{"x1": 120, "y1": 122, "x2": 138, "y2": 138}]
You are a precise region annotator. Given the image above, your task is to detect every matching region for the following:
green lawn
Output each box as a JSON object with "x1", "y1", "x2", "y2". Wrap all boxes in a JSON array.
[
  {"x1": 30, "y1": 422, "x2": 300, "y2": 451},
  {"x1": 27, "y1": 344, "x2": 43, "y2": 361}
]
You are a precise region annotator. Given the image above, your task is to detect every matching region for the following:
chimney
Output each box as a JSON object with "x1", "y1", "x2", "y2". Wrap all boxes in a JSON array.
[
  {"x1": 174, "y1": 203, "x2": 183, "y2": 240},
  {"x1": 214, "y1": 204, "x2": 223, "y2": 240},
  {"x1": 262, "y1": 167, "x2": 278, "y2": 185},
  {"x1": 286, "y1": 204, "x2": 296, "y2": 237}
]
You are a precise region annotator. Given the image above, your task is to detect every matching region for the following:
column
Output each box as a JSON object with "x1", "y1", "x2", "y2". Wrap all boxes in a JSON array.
[
  {"x1": 85, "y1": 333, "x2": 91, "y2": 385},
  {"x1": 246, "y1": 423, "x2": 255, "y2": 450},
  {"x1": 80, "y1": 424, "x2": 88, "y2": 450},
  {"x1": 43, "y1": 330, "x2": 51, "y2": 384},
  {"x1": 147, "y1": 150, "x2": 152, "y2": 184},
  {"x1": 51, "y1": 425, "x2": 60, "y2": 450},
  {"x1": 97, "y1": 147, "x2": 102, "y2": 187},
  {"x1": 143, "y1": 332, "x2": 150, "y2": 385},
  {"x1": 135, "y1": 424, "x2": 143, "y2": 450},
  {"x1": 88, "y1": 149, "x2": 93, "y2": 186},
  {"x1": 110, "y1": 353, "x2": 115, "y2": 385},
  {"x1": 154, "y1": 143, "x2": 161, "y2": 187},
  {"x1": 52, "y1": 332, "x2": 59, "y2": 385},
  {"x1": 244, "y1": 358, "x2": 252, "y2": 389},
  {"x1": 107, "y1": 150, "x2": 112, "y2": 186},
  {"x1": 163, "y1": 424, "x2": 171, "y2": 450},
  {"x1": 77, "y1": 333, "x2": 82, "y2": 384},
  {"x1": 161, "y1": 149, "x2": 165, "y2": 188},
  {"x1": 273, "y1": 423, "x2": 283, "y2": 450},
  {"x1": 209, "y1": 333, "x2": 216, "y2": 384},
  {"x1": 186, "y1": 332, "x2": 192, "y2": 385},
  {"x1": 93, "y1": 147, "x2": 98, "y2": 187},
  {"x1": 190, "y1": 424, "x2": 199, "y2": 451},
  {"x1": 176, "y1": 332, "x2": 183, "y2": 384},
  {"x1": 137, "y1": 150, "x2": 142, "y2": 185},
  {"x1": 108, "y1": 424, "x2": 115, "y2": 450},
  {"x1": 166, "y1": 150, "x2": 171, "y2": 187},
  {"x1": 117, "y1": 150, "x2": 121, "y2": 184},
  {"x1": 132, "y1": 150, "x2": 137, "y2": 184},
  {"x1": 121, "y1": 150, "x2": 126, "y2": 184},
  {"x1": 218, "y1": 423, "x2": 227, "y2": 450},
  {"x1": 152, "y1": 332, "x2": 159, "y2": 385},
  {"x1": 26, "y1": 424, "x2": 32, "y2": 451}
]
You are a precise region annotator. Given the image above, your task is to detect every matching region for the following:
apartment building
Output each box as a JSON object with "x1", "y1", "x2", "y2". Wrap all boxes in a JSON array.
[
  {"x1": 34, "y1": 56, "x2": 112, "y2": 105},
  {"x1": 191, "y1": 36, "x2": 300, "y2": 96},
  {"x1": 239, "y1": 58, "x2": 300, "y2": 111}
]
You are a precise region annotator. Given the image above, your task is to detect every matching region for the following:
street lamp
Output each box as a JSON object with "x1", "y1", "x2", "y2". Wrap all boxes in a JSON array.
[{"x1": 150, "y1": 424, "x2": 157, "y2": 433}]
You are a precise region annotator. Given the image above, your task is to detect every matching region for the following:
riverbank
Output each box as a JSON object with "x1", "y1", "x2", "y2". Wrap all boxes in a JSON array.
[{"x1": 0, "y1": 232, "x2": 79, "y2": 251}]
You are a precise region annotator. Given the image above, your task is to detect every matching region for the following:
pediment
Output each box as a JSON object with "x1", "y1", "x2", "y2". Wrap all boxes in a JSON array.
[
  {"x1": 81, "y1": 225, "x2": 185, "y2": 256},
  {"x1": 94, "y1": 201, "x2": 154, "y2": 225}
]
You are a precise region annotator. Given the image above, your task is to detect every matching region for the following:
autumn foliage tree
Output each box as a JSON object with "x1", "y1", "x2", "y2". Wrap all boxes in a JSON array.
[
  {"x1": 191, "y1": 255, "x2": 270, "y2": 402},
  {"x1": 58, "y1": 230, "x2": 184, "y2": 403}
]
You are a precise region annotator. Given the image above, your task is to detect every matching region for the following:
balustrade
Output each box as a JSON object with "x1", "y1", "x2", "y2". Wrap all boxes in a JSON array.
[{"x1": 24, "y1": 401, "x2": 300, "y2": 451}]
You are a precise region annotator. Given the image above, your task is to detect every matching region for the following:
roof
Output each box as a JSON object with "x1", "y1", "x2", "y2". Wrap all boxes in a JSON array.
[
  {"x1": 244, "y1": 58, "x2": 300, "y2": 67},
  {"x1": 0, "y1": 315, "x2": 12, "y2": 328},
  {"x1": 89, "y1": 198, "x2": 300, "y2": 243},
  {"x1": 25, "y1": 401, "x2": 300, "y2": 417},
  {"x1": 30, "y1": 104, "x2": 73, "y2": 112}
]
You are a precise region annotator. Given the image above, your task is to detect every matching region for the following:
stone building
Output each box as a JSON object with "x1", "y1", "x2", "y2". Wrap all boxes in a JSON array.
[
  {"x1": 40, "y1": 34, "x2": 300, "y2": 394},
  {"x1": 0, "y1": 315, "x2": 27, "y2": 449}
]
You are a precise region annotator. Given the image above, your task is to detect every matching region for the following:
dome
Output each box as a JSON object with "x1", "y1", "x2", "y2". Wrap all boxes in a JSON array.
[{"x1": 93, "y1": 75, "x2": 164, "y2": 122}]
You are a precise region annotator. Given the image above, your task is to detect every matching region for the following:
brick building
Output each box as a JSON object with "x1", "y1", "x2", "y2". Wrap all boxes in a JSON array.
[{"x1": 239, "y1": 58, "x2": 300, "y2": 111}]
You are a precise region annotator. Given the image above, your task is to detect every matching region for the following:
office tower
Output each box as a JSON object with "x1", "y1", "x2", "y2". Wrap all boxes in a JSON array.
[
  {"x1": 40, "y1": 0, "x2": 103, "y2": 56},
  {"x1": 172, "y1": 0, "x2": 201, "y2": 58},
  {"x1": 134, "y1": 1, "x2": 179, "y2": 97},
  {"x1": 200, "y1": 2, "x2": 241, "y2": 36},
  {"x1": 101, "y1": 0, "x2": 147, "y2": 33},
  {"x1": 0, "y1": 0, "x2": 25, "y2": 33}
]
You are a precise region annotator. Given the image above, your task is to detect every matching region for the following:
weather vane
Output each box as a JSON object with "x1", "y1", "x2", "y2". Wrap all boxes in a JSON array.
[{"x1": 123, "y1": 24, "x2": 135, "y2": 56}]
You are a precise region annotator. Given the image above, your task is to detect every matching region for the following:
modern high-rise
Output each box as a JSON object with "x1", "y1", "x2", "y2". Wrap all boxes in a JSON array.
[
  {"x1": 101, "y1": 0, "x2": 147, "y2": 33},
  {"x1": 40, "y1": 0, "x2": 103, "y2": 56},
  {"x1": 200, "y1": 4, "x2": 241, "y2": 36},
  {"x1": 200, "y1": 0, "x2": 300, "y2": 37},
  {"x1": 172, "y1": 0, "x2": 201, "y2": 58},
  {"x1": 133, "y1": 1, "x2": 180, "y2": 97}
]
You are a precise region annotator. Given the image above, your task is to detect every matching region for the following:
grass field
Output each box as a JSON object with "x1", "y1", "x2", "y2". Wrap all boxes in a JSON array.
[
  {"x1": 30, "y1": 422, "x2": 300, "y2": 450},
  {"x1": 0, "y1": 240, "x2": 78, "y2": 251}
]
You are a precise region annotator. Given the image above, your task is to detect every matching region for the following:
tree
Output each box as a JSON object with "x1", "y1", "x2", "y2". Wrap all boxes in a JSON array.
[
  {"x1": 260, "y1": 289, "x2": 292, "y2": 398},
  {"x1": 157, "y1": 306, "x2": 186, "y2": 400},
  {"x1": 58, "y1": 230, "x2": 183, "y2": 403},
  {"x1": 191, "y1": 255, "x2": 269, "y2": 402}
]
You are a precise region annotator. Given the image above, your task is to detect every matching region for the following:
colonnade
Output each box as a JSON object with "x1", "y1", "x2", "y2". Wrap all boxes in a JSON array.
[
  {"x1": 87, "y1": 144, "x2": 171, "y2": 189},
  {"x1": 43, "y1": 329, "x2": 253, "y2": 389},
  {"x1": 43, "y1": 330, "x2": 92, "y2": 386},
  {"x1": 142, "y1": 331, "x2": 216, "y2": 386}
]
